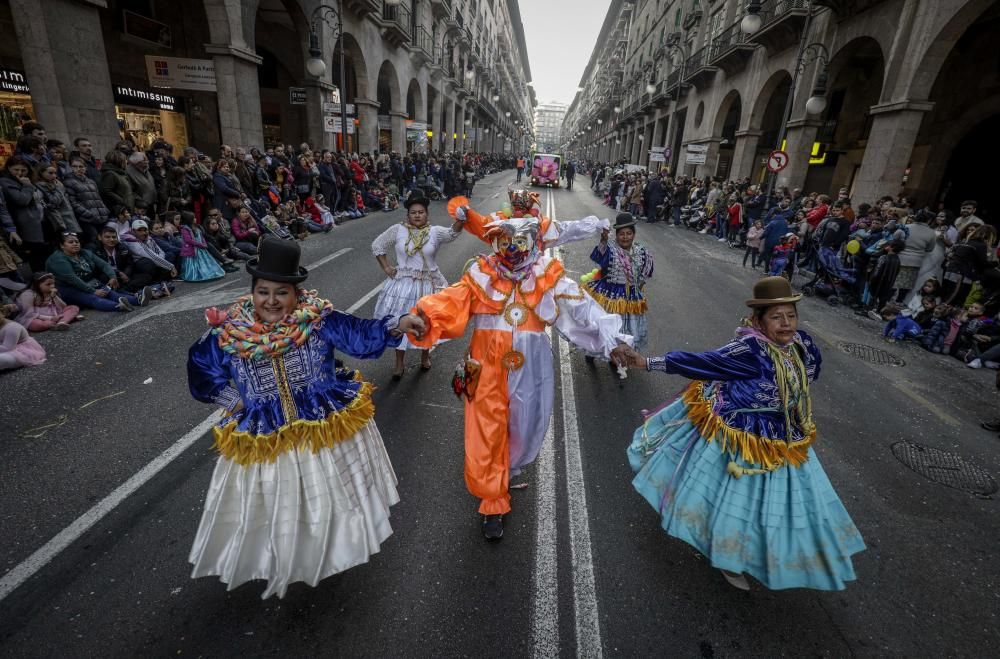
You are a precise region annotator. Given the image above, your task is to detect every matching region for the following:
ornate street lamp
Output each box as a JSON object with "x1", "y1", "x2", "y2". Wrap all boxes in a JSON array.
[
  {"x1": 741, "y1": 2, "x2": 763, "y2": 35},
  {"x1": 306, "y1": 1, "x2": 349, "y2": 150}
]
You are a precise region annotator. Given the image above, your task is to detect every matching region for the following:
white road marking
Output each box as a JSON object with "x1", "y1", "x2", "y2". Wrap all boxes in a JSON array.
[
  {"x1": 531, "y1": 327, "x2": 560, "y2": 659},
  {"x1": 0, "y1": 272, "x2": 378, "y2": 603},
  {"x1": 345, "y1": 281, "x2": 385, "y2": 314},
  {"x1": 0, "y1": 411, "x2": 223, "y2": 602},
  {"x1": 100, "y1": 248, "x2": 354, "y2": 338},
  {"x1": 557, "y1": 334, "x2": 604, "y2": 659},
  {"x1": 550, "y1": 196, "x2": 604, "y2": 658}
]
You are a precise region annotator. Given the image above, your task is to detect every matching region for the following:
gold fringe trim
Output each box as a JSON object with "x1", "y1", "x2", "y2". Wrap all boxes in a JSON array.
[
  {"x1": 583, "y1": 285, "x2": 648, "y2": 315},
  {"x1": 213, "y1": 381, "x2": 375, "y2": 465},
  {"x1": 682, "y1": 382, "x2": 813, "y2": 470}
]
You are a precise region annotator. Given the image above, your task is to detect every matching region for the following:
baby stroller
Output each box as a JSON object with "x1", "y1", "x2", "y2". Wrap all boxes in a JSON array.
[
  {"x1": 244, "y1": 198, "x2": 293, "y2": 241},
  {"x1": 801, "y1": 246, "x2": 856, "y2": 306}
]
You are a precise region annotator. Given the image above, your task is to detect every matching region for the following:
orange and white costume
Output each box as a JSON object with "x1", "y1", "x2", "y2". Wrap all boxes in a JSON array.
[{"x1": 410, "y1": 202, "x2": 631, "y2": 515}]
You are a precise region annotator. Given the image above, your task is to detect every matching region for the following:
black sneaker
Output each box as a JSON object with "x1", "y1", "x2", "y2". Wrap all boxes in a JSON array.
[
  {"x1": 482, "y1": 514, "x2": 503, "y2": 541},
  {"x1": 982, "y1": 419, "x2": 1000, "y2": 432},
  {"x1": 136, "y1": 286, "x2": 151, "y2": 307}
]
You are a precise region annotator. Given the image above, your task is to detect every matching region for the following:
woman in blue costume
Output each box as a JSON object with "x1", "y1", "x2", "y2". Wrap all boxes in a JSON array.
[
  {"x1": 583, "y1": 212, "x2": 654, "y2": 360},
  {"x1": 614, "y1": 277, "x2": 864, "y2": 591},
  {"x1": 187, "y1": 236, "x2": 425, "y2": 599}
]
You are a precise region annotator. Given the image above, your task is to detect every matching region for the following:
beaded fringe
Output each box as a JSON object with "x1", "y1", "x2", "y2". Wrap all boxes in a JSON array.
[
  {"x1": 583, "y1": 285, "x2": 648, "y2": 315},
  {"x1": 212, "y1": 381, "x2": 376, "y2": 465},
  {"x1": 682, "y1": 382, "x2": 814, "y2": 470}
]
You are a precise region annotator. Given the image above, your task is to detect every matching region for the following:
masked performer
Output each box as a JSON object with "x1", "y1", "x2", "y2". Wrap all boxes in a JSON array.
[
  {"x1": 409, "y1": 190, "x2": 631, "y2": 540},
  {"x1": 582, "y1": 212, "x2": 654, "y2": 363},
  {"x1": 618, "y1": 277, "x2": 865, "y2": 591},
  {"x1": 187, "y1": 236, "x2": 425, "y2": 598}
]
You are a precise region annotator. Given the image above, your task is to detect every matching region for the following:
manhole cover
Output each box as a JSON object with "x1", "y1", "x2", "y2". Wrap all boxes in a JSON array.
[
  {"x1": 891, "y1": 441, "x2": 998, "y2": 496},
  {"x1": 838, "y1": 341, "x2": 905, "y2": 366}
]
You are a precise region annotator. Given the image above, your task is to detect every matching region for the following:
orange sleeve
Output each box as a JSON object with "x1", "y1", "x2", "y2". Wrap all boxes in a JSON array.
[
  {"x1": 410, "y1": 280, "x2": 474, "y2": 347},
  {"x1": 462, "y1": 208, "x2": 493, "y2": 244}
]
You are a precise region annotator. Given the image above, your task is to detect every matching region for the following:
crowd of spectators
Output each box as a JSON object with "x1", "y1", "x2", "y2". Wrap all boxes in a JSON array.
[
  {"x1": 578, "y1": 157, "x2": 999, "y2": 403},
  {"x1": 0, "y1": 118, "x2": 516, "y2": 371}
]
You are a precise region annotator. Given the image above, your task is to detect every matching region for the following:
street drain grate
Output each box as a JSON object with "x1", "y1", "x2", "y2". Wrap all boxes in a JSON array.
[
  {"x1": 891, "y1": 441, "x2": 998, "y2": 496},
  {"x1": 838, "y1": 341, "x2": 905, "y2": 366}
]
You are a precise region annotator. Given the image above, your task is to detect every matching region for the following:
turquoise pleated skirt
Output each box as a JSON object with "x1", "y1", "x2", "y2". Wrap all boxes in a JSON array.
[{"x1": 628, "y1": 396, "x2": 865, "y2": 590}]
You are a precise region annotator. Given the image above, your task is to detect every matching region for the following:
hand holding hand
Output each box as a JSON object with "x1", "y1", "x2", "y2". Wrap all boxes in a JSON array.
[
  {"x1": 612, "y1": 345, "x2": 647, "y2": 369},
  {"x1": 455, "y1": 205, "x2": 468, "y2": 222},
  {"x1": 601, "y1": 228, "x2": 609, "y2": 243},
  {"x1": 397, "y1": 312, "x2": 426, "y2": 340}
]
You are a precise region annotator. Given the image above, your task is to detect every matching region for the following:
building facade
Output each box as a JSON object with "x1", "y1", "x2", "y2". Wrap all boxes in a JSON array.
[
  {"x1": 0, "y1": 0, "x2": 535, "y2": 159},
  {"x1": 564, "y1": 0, "x2": 1000, "y2": 215},
  {"x1": 533, "y1": 101, "x2": 567, "y2": 153}
]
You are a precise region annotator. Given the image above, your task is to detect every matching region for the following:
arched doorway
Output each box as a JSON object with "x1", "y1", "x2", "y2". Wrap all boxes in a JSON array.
[
  {"x1": 376, "y1": 60, "x2": 401, "y2": 153},
  {"x1": 912, "y1": 1, "x2": 1000, "y2": 218},
  {"x1": 405, "y1": 79, "x2": 425, "y2": 153},
  {"x1": 713, "y1": 90, "x2": 742, "y2": 179},
  {"x1": 749, "y1": 71, "x2": 792, "y2": 184},
  {"x1": 255, "y1": 0, "x2": 309, "y2": 148},
  {"x1": 804, "y1": 37, "x2": 885, "y2": 197},
  {"x1": 332, "y1": 33, "x2": 368, "y2": 153}
]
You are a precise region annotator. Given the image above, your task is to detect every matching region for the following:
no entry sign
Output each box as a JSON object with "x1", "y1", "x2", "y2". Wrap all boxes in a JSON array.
[{"x1": 767, "y1": 150, "x2": 789, "y2": 173}]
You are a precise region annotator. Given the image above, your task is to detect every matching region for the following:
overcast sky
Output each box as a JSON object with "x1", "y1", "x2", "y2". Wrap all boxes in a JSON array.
[{"x1": 518, "y1": 0, "x2": 607, "y2": 106}]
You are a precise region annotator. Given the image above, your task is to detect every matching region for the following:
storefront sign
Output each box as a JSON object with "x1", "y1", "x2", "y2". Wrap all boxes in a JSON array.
[
  {"x1": 324, "y1": 102, "x2": 355, "y2": 115},
  {"x1": 123, "y1": 10, "x2": 172, "y2": 49},
  {"x1": 289, "y1": 87, "x2": 308, "y2": 105},
  {"x1": 114, "y1": 85, "x2": 183, "y2": 112},
  {"x1": 0, "y1": 68, "x2": 29, "y2": 94},
  {"x1": 685, "y1": 143, "x2": 708, "y2": 164},
  {"x1": 145, "y1": 56, "x2": 217, "y2": 92},
  {"x1": 324, "y1": 116, "x2": 355, "y2": 134},
  {"x1": 378, "y1": 115, "x2": 391, "y2": 130}
]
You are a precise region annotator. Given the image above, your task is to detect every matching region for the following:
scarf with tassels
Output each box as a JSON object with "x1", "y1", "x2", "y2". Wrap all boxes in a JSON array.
[
  {"x1": 211, "y1": 289, "x2": 334, "y2": 360},
  {"x1": 403, "y1": 224, "x2": 431, "y2": 256}
]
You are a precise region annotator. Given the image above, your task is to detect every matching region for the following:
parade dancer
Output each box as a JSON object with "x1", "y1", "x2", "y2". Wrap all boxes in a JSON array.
[
  {"x1": 371, "y1": 193, "x2": 465, "y2": 379},
  {"x1": 187, "y1": 236, "x2": 425, "y2": 598},
  {"x1": 409, "y1": 190, "x2": 631, "y2": 540},
  {"x1": 617, "y1": 277, "x2": 865, "y2": 591},
  {"x1": 582, "y1": 212, "x2": 654, "y2": 364}
]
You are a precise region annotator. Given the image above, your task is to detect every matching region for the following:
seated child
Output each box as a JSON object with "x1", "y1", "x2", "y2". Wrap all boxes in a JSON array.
[
  {"x1": 151, "y1": 215, "x2": 183, "y2": 266},
  {"x1": 882, "y1": 304, "x2": 922, "y2": 342}
]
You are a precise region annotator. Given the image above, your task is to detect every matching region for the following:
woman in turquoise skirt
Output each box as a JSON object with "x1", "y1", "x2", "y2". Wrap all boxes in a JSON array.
[
  {"x1": 614, "y1": 277, "x2": 864, "y2": 591},
  {"x1": 179, "y1": 214, "x2": 226, "y2": 282}
]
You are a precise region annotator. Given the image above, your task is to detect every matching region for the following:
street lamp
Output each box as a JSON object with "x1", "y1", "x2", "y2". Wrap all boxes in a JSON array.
[
  {"x1": 740, "y1": 2, "x2": 763, "y2": 35},
  {"x1": 306, "y1": 1, "x2": 349, "y2": 151},
  {"x1": 492, "y1": 94, "x2": 500, "y2": 102}
]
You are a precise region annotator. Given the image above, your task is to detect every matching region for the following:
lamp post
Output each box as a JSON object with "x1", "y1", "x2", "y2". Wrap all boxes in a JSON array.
[
  {"x1": 305, "y1": 1, "x2": 349, "y2": 152},
  {"x1": 742, "y1": 1, "x2": 830, "y2": 202}
]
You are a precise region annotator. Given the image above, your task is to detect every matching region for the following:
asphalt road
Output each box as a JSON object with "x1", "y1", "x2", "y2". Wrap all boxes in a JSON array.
[{"x1": 1, "y1": 170, "x2": 998, "y2": 657}]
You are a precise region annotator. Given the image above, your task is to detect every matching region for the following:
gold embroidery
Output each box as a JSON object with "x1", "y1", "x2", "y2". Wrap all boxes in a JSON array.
[
  {"x1": 501, "y1": 350, "x2": 526, "y2": 370},
  {"x1": 503, "y1": 302, "x2": 530, "y2": 327},
  {"x1": 271, "y1": 355, "x2": 299, "y2": 424}
]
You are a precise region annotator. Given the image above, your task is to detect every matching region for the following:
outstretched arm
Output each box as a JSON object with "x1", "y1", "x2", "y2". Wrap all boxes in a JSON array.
[
  {"x1": 617, "y1": 339, "x2": 761, "y2": 381},
  {"x1": 546, "y1": 216, "x2": 610, "y2": 248},
  {"x1": 409, "y1": 280, "x2": 475, "y2": 346},
  {"x1": 552, "y1": 277, "x2": 632, "y2": 358}
]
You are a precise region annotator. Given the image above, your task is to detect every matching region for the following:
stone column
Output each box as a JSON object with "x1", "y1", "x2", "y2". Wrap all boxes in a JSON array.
[
  {"x1": 732, "y1": 130, "x2": 762, "y2": 180},
  {"x1": 9, "y1": 0, "x2": 119, "y2": 151},
  {"x1": 852, "y1": 101, "x2": 934, "y2": 204},
  {"x1": 776, "y1": 119, "x2": 820, "y2": 192},
  {"x1": 390, "y1": 110, "x2": 407, "y2": 154},
  {"x1": 456, "y1": 104, "x2": 466, "y2": 153},
  {"x1": 205, "y1": 46, "x2": 265, "y2": 149},
  {"x1": 441, "y1": 97, "x2": 454, "y2": 153},
  {"x1": 304, "y1": 81, "x2": 336, "y2": 151},
  {"x1": 355, "y1": 98, "x2": 380, "y2": 154},
  {"x1": 631, "y1": 127, "x2": 644, "y2": 165}
]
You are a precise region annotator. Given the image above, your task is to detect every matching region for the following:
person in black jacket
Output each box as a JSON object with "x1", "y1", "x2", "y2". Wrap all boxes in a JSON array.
[{"x1": 92, "y1": 225, "x2": 153, "y2": 300}]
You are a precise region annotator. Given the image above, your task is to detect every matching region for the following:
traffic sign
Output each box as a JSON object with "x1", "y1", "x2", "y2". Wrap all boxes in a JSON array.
[{"x1": 767, "y1": 150, "x2": 789, "y2": 173}]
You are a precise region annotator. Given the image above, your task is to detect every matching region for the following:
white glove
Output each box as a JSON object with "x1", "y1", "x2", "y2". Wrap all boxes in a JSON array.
[{"x1": 455, "y1": 205, "x2": 468, "y2": 222}]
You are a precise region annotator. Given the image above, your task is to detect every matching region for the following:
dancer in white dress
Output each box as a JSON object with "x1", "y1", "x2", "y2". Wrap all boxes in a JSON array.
[{"x1": 371, "y1": 193, "x2": 465, "y2": 379}]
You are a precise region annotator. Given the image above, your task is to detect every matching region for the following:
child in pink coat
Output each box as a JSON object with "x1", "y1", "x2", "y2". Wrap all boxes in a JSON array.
[{"x1": 15, "y1": 272, "x2": 81, "y2": 331}]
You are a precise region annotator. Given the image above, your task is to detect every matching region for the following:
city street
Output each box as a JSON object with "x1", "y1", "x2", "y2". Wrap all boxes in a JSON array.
[{"x1": 1, "y1": 169, "x2": 998, "y2": 657}]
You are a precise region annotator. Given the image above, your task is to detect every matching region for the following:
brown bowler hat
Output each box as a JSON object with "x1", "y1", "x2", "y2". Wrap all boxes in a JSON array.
[{"x1": 746, "y1": 276, "x2": 802, "y2": 307}]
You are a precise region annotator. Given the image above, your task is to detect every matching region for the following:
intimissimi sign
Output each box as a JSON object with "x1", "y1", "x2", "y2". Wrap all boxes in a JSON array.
[
  {"x1": 0, "y1": 68, "x2": 30, "y2": 94},
  {"x1": 113, "y1": 85, "x2": 183, "y2": 112}
]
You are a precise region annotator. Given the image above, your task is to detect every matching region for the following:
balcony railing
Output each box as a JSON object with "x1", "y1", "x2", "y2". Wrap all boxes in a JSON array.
[
  {"x1": 411, "y1": 25, "x2": 433, "y2": 62},
  {"x1": 708, "y1": 21, "x2": 756, "y2": 75},
  {"x1": 381, "y1": 1, "x2": 411, "y2": 44},
  {"x1": 684, "y1": 46, "x2": 718, "y2": 88},
  {"x1": 429, "y1": 0, "x2": 451, "y2": 20},
  {"x1": 748, "y1": 0, "x2": 809, "y2": 55}
]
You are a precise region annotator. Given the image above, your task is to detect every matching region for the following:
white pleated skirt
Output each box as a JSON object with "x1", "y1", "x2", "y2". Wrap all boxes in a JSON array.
[
  {"x1": 373, "y1": 271, "x2": 447, "y2": 350},
  {"x1": 189, "y1": 420, "x2": 399, "y2": 599}
]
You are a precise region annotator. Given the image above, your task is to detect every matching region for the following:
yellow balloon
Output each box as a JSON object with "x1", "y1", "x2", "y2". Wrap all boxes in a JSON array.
[{"x1": 846, "y1": 239, "x2": 861, "y2": 255}]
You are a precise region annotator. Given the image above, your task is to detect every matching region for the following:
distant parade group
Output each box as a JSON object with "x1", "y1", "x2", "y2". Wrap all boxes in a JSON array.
[{"x1": 186, "y1": 169, "x2": 864, "y2": 598}]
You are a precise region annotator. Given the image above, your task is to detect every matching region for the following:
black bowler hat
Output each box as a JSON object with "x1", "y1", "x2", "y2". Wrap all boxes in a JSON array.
[
  {"x1": 404, "y1": 192, "x2": 430, "y2": 210},
  {"x1": 246, "y1": 236, "x2": 308, "y2": 284},
  {"x1": 614, "y1": 212, "x2": 637, "y2": 230}
]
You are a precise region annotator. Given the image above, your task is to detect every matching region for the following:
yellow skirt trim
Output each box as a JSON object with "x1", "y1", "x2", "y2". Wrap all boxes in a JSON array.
[
  {"x1": 583, "y1": 285, "x2": 648, "y2": 315},
  {"x1": 213, "y1": 381, "x2": 376, "y2": 465},
  {"x1": 682, "y1": 381, "x2": 814, "y2": 470}
]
